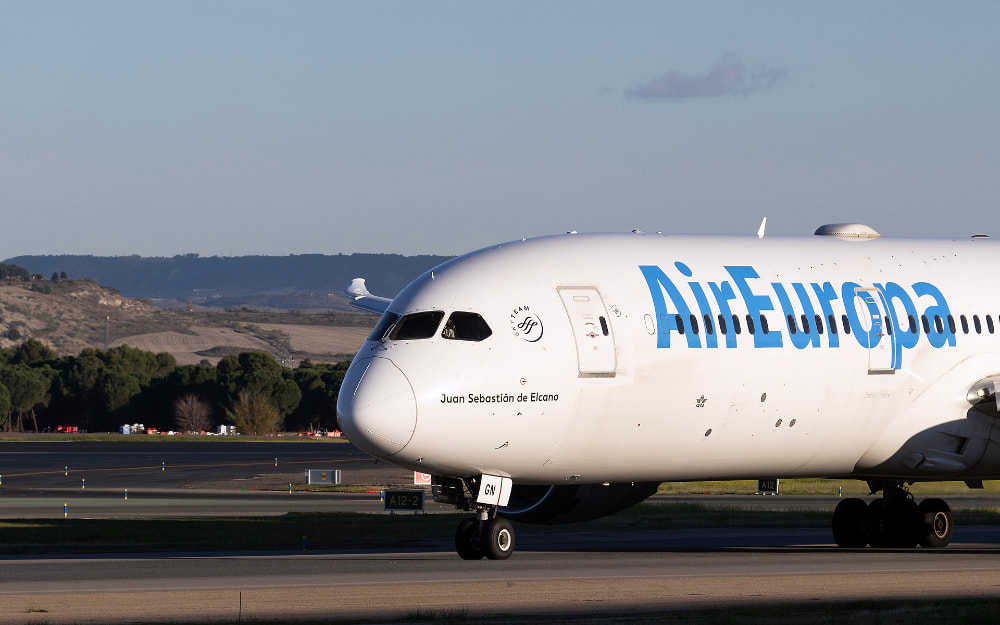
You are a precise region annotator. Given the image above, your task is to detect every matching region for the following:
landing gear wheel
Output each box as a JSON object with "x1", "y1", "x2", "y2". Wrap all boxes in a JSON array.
[
  {"x1": 832, "y1": 498, "x2": 869, "y2": 547},
  {"x1": 455, "y1": 518, "x2": 484, "y2": 560},
  {"x1": 865, "y1": 498, "x2": 888, "y2": 547},
  {"x1": 482, "y1": 517, "x2": 515, "y2": 560},
  {"x1": 883, "y1": 497, "x2": 919, "y2": 548},
  {"x1": 918, "y1": 498, "x2": 953, "y2": 548}
]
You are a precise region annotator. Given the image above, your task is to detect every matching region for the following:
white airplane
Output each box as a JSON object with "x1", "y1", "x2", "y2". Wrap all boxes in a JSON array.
[{"x1": 336, "y1": 223, "x2": 1000, "y2": 559}]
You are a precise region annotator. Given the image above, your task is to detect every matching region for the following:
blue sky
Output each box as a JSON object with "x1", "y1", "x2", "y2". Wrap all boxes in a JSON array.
[{"x1": 2, "y1": 2, "x2": 998, "y2": 257}]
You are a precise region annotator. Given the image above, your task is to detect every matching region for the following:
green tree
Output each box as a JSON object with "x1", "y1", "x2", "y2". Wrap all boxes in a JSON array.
[
  {"x1": 289, "y1": 360, "x2": 350, "y2": 431},
  {"x1": 61, "y1": 352, "x2": 104, "y2": 404},
  {"x1": 0, "y1": 384, "x2": 10, "y2": 430},
  {"x1": 99, "y1": 364, "x2": 142, "y2": 413},
  {"x1": 102, "y1": 345, "x2": 176, "y2": 387},
  {"x1": 0, "y1": 264, "x2": 30, "y2": 280},
  {"x1": 217, "y1": 352, "x2": 301, "y2": 423},
  {"x1": 0, "y1": 364, "x2": 50, "y2": 431},
  {"x1": 10, "y1": 338, "x2": 57, "y2": 366},
  {"x1": 169, "y1": 364, "x2": 218, "y2": 389}
]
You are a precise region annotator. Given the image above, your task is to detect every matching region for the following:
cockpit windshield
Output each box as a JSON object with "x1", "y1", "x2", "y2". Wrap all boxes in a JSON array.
[
  {"x1": 389, "y1": 311, "x2": 445, "y2": 340},
  {"x1": 367, "y1": 310, "x2": 492, "y2": 343},
  {"x1": 441, "y1": 311, "x2": 493, "y2": 342},
  {"x1": 367, "y1": 311, "x2": 400, "y2": 342}
]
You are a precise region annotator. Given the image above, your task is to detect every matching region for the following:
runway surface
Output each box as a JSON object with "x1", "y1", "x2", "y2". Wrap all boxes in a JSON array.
[
  {"x1": 3, "y1": 440, "x2": 1000, "y2": 623},
  {"x1": 3, "y1": 526, "x2": 1000, "y2": 624}
]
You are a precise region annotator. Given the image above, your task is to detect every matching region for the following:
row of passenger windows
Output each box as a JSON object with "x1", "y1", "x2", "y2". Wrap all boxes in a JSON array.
[
  {"x1": 368, "y1": 310, "x2": 493, "y2": 343},
  {"x1": 668, "y1": 312, "x2": 1000, "y2": 337}
]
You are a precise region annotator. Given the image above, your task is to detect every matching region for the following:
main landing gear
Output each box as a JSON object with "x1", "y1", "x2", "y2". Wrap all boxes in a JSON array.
[{"x1": 832, "y1": 482, "x2": 953, "y2": 549}]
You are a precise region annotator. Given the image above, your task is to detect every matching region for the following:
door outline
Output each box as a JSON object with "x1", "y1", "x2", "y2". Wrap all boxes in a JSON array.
[
  {"x1": 558, "y1": 287, "x2": 617, "y2": 378},
  {"x1": 854, "y1": 287, "x2": 896, "y2": 373}
]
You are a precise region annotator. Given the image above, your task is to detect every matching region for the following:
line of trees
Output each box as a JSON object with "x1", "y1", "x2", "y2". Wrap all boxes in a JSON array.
[{"x1": 0, "y1": 339, "x2": 349, "y2": 435}]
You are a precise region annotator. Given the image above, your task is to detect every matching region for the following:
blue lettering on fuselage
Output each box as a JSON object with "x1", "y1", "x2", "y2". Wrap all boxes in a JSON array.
[{"x1": 639, "y1": 264, "x2": 954, "y2": 368}]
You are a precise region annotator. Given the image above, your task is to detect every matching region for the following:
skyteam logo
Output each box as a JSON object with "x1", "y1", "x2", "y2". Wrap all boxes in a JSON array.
[
  {"x1": 510, "y1": 306, "x2": 543, "y2": 342},
  {"x1": 639, "y1": 262, "x2": 955, "y2": 369}
]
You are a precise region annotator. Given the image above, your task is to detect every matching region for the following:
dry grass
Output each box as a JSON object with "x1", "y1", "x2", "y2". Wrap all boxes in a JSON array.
[{"x1": 254, "y1": 323, "x2": 370, "y2": 358}]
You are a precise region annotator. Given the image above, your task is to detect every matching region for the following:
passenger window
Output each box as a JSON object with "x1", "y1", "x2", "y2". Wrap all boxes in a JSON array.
[
  {"x1": 948, "y1": 315, "x2": 957, "y2": 334},
  {"x1": 442, "y1": 311, "x2": 493, "y2": 342},
  {"x1": 988, "y1": 315, "x2": 995, "y2": 334},
  {"x1": 827, "y1": 314, "x2": 838, "y2": 335},
  {"x1": 367, "y1": 312, "x2": 401, "y2": 342},
  {"x1": 815, "y1": 314, "x2": 824, "y2": 335},
  {"x1": 390, "y1": 311, "x2": 445, "y2": 340},
  {"x1": 690, "y1": 314, "x2": 700, "y2": 335},
  {"x1": 675, "y1": 314, "x2": 686, "y2": 335},
  {"x1": 717, "y1": 314, "x2": 727, "y2": 335},
  {"x1": 922, "y1": 315, "x2": 930, "y2": 335},
  {"x1": 961, "y1": 315, "x2": 969, "y2": 334},
  {"x1": 746, "y1": 314, "x2": 756, "y2": 335},
  {"x1": 934, "y1": 315, "x2": 944, "y2": 334},
  {"x1": 974, "y1": 315, "x2": 982, "y2": 334},
  {"x1": 801, "y1": 314, "x2": 811, "y2": 334},
  {"x1": 760, "y1": 315, "x2": 770, "y2": 334},
  {"x1": 703, "y1": 314, "x2": 714, "y2": 335},
  {"x1": 732, "y1": 314, "x2": 742, "y2": 335},
  {"x1": 786, "y1": 314, "x2": 797, "y2": 335},
  {"x1": 842, "y1": 314, "x2": 851, "y2": 335},
  {"x1": 908, "y1": 315, "x2": 917, "y2": 334}
]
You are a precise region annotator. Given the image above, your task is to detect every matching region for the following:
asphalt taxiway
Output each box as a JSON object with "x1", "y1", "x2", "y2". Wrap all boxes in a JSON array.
[{"x1": 3, "y1": 526, "x2": 1000, "y2": 624}]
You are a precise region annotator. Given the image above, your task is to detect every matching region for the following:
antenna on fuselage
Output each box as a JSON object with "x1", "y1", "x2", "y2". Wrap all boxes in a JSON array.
[{"x1": 757, "y1": 217, "x2": 767, "y2": 239}]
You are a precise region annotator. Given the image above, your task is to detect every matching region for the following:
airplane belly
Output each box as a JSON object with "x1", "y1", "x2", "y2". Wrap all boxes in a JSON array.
[{"x1": 539, "y1": 357, "x2": 900, "y2": 482}]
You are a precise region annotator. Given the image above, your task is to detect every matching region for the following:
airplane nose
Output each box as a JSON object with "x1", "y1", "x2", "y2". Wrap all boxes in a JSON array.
[{"x1": 336, "y1": 357, "x2": 417, "y2": 458}]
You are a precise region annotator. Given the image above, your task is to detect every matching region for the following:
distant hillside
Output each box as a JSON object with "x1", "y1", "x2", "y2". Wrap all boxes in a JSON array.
[
  {"x1": 0, "y1": 277, "x2": 183, "y2": 355},
  {"x1": 0, "y1": 277, "x2": 377, "y2": 364},
  {"x1": 4, "y1": 254, "x2": 452, "y2": 310}
]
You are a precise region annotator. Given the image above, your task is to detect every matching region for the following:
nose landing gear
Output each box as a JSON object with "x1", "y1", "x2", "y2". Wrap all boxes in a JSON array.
[
  {"x1": 436, "y1": 474, "x2": 517, "y2": 560},
  {"x1": 455, "y1": 511, "x2": 515, "y2": 560},
  {"x1": 832, "y1": 483, "x2": 953, "y2": 549}
]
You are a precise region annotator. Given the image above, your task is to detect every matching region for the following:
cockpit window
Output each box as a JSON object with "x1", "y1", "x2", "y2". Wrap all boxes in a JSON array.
[
  {"x1": 389, "y1": 311, "x2": 445, "y2": 340},
  {"x1": 367, "y1": 312, "x2": 400, "y2": 342},
  {"x1": 441, "y1": 311, "x2": 493, "y2": 342}
]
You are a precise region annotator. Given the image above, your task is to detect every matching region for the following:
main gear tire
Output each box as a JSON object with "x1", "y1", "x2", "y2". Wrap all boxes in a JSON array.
[
  {"x1": 832, "y1": 498, "x2": 869, "y2": 548},
  {"x1": 917, "y1": 498, "x2": 953, "y2": 548}
]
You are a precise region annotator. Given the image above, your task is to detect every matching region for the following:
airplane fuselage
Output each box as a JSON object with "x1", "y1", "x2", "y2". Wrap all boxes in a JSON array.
[{"x1": 337, "y1": 230, "x2": 1000, "y2": 488}]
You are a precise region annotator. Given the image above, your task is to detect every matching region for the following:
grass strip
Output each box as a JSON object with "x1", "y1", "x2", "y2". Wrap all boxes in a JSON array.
[{"x1": 657, "y1": 478, "x2": 1000, "y2": 496}]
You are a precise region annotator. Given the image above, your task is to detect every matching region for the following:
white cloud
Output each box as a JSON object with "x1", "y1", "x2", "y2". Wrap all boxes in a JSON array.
[{"x1": 626, "y1": 53, "x2": 789, "y2": 100}]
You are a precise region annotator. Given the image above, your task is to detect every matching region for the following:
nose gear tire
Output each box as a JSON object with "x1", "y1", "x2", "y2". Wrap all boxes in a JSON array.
[{"x1": 482, "y1": 517, "x2": 515, "y2": 560}]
